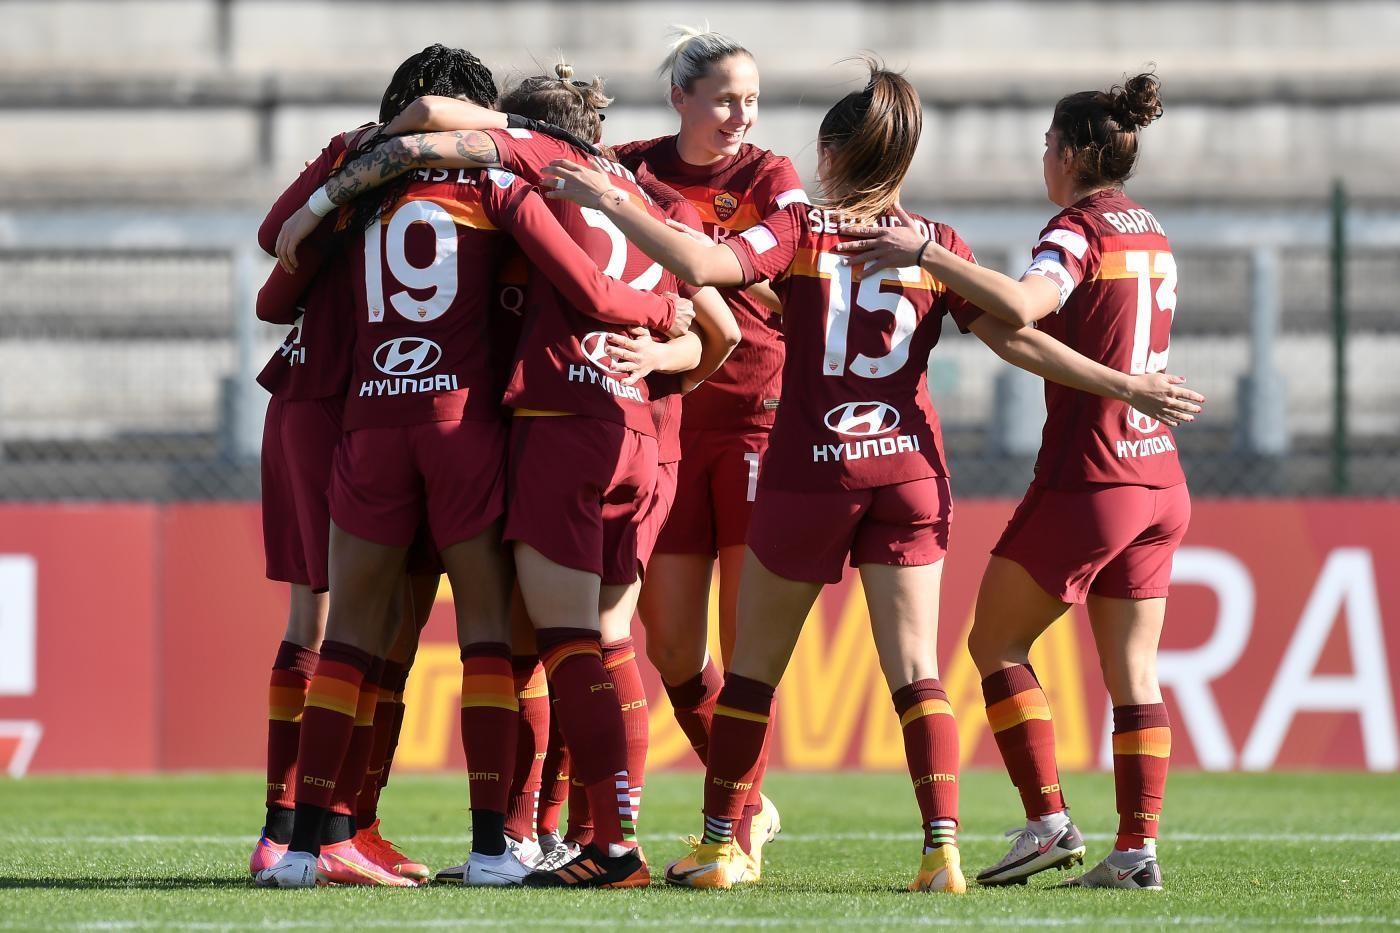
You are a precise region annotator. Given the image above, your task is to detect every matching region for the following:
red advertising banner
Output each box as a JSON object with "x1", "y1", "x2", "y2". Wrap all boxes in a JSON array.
[{"x1": 1, "y1": 500, "x2": 1396, "y2": 775}]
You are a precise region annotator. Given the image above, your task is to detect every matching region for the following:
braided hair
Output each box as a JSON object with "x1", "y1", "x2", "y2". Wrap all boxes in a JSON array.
[{"x1": 344, "y1": 44, "x2": 498, "y2": 232}]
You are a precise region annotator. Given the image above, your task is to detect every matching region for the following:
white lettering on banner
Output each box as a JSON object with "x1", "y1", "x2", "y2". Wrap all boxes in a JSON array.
[
  {"x1": 566, "y1": 364, "x2": 645, "y2": 402},
  {"x1": 1242, "y1": 549, "x2": 1398, "y2": 771},
  {"x1": 0, "y1": 555, "x2": 37, "y2": 696},
  {"x1": 1099, "y1": 547, "x2": 1254, "y2": 770},
  {"x1": 358, "y1": 374, "x2": 459, "y2": 397},
  {"x1": 0, "y1": 555, "x2": 41, "y2": 777}
]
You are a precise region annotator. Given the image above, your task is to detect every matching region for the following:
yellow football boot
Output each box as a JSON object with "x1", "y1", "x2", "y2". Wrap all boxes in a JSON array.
[
  {"x1": 909, "y1": 845, "x2": 967, "y2": 894},
  {"x1": 663, "y1": 836, "x2": 758, "y2": 889}
]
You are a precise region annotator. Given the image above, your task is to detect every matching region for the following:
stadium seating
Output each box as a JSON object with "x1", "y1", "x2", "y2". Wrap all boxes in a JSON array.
[{"x1": 0, "y1": 0, "x2": 1396, "y2": 496}]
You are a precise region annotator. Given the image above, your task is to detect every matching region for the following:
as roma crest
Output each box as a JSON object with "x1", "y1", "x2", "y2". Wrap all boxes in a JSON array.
[{"x1": 713, "y1": 191, "x2": 739, "y2": 222}]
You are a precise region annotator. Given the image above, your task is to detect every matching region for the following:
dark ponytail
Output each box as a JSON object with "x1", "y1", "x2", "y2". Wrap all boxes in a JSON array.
[
  {"x1": 816, "y1": 57, "x2": 921, "y2": 221},
  {"x1": 1052, "y1": 71, "x2": 1163, "y2": 189},
  {"x1": 344, "y1": 44, "x2": 498, "y2": 232}
]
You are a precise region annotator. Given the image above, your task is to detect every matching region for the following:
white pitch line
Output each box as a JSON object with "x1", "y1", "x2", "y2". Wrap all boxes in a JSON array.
[
  {"x1": 2, "y1": 917, "x2": 1398, "y2": 931},
  {"x1": 16, "y1": 831, "x2": 1400, "y2": 845}
]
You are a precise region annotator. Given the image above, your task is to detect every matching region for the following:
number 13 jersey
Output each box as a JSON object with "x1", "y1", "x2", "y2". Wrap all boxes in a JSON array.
[
  {"x1": 1021, "y1": 189, "x2": 1184, "y2": 490},
  {"x1": 725, "y1": 204, "x2": 982, "y2": 493}
]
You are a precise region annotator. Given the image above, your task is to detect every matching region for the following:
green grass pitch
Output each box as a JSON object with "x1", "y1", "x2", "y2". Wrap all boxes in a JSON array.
[{"x1": 4, "y1": 771, "x2": 1399, "y2": 930}]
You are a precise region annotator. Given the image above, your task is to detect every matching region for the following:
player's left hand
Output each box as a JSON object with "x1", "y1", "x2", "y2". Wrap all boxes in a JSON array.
[
  {"x1": 275, "y1": 205, "x2": 323, "y2": 274},
  {"x1": 838, "y1": 205, "x2": 930, "y2": 272},
  {"x1": 541, "y1": 159, "x2": 614, "y2": 209}
]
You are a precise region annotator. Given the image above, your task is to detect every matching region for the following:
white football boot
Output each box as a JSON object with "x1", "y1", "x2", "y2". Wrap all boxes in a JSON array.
[
  {"x1": 1061, "y1": 845, "x2": 1163, "y2": 890},
  {"x1": 506, "y1": 835, "x2": 543, "y2": 869},
  {"x1": 253, "y1": 850, "x2": 319, "y2": 889},
  {"x1": 975, "y1": 815, "x2": 1086, "y2": 886},
  {"x1": 534, "y1": 833, "x2": 576, "y2": 872},
  {"x1": 433, "y1": 850, "x2": 532, "y2": 886}
]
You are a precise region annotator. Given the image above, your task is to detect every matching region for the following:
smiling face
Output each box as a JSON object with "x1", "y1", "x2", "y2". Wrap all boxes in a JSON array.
[
  {"x1": 672, "y1": 53, "x2": 760, "y2": 165},
  {"x1": 1043, "y1": 125, "x2": 1078, "y2": 207}
]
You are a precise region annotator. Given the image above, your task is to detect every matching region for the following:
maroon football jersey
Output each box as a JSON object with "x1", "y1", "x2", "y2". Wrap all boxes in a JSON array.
[
  {"x1": 487, "y1": 131, "x2": 688, "y2": 435},
  {"x1": 255, "y1": 134, "x2": 356, "y2": 401},
  {"x1": 615, "y1": 136, "x2": 809, "y2": 430},
  {"x1": 342, "y1": 168, "x2": 510, "y2": 431},
  {"x1": 725, "y1": 204, "x2": 981, "y2": 492},
  {"x1": 1021, "y1": 189, "x2": 1185, "y2": 489}
]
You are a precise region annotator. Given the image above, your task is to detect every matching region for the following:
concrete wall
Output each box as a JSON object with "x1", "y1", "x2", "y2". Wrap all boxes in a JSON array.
[{"x1": 0, "y1": 1, "x2": 1396, "y2": 206}]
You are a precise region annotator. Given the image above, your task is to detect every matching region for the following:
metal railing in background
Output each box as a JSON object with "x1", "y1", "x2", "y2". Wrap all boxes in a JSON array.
[{"x1": 0, "y1": 204, "x2": 1395, "y2": 500}]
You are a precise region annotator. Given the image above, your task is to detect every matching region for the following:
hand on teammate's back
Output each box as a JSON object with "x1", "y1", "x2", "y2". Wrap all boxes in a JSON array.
[
  {"x1": 836, "y1": 205, "x2": 928, "y2": 272},
  {"x1": 541, "y1": 159, "x2": 615, "y2": 209},
  {"x1": 1125, "y1": 373, "x2": 1205, "y2": 427}
]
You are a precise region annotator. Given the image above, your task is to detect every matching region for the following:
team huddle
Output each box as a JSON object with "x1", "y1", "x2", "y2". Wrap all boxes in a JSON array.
[{"x1": 250, "y1": 28, "x2": 1205, "y2": 893}]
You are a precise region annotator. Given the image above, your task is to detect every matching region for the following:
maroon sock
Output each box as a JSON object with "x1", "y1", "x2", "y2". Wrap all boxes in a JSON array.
[
  {"x1": 504, "y1": 656, "x2": 548, "y2": 842},
  {"x1": 459, "y1": 643, "x2": 519, "y2": 818},
  {"x1": 702, "y1": 674, "x2": 775, "y2": 844},
  {"x1": 328, "y1": 657, "x2": 382, "y2": 820},
  {"x1": 982, "y1": 664, "x2": 1065, "y2": 819},
  {"x1": 664, "y1": 658, "x2": 722, "y2": 766},
  {"x1": 378, "y1": 666, "x2": 410, "y2": 792},
  {"x1": 266, "y1": 641, "x2": 318, "y2": 812},
  {"x1": 355, "y1": 660, "x2": 404, "y2": 827},
  {"x1": 537, "y1": 708, "x2": 569, "y2": 837},
  {"x1": 294, "y1": 641, "x2": 372, "y2": 810},
  {"x1": 735, "y1": 703, "x2": 777, "y2": 852},
  {"x1": 1112, "y1": 703, "x2": 1171, "y2": 849},
  {"x1": 538, "y1": 627, "x2": 632, "y2": 848},
  {"x1": 565, "y1": 775, "x2": 594, "y2": 846},
  {"x1": 893, "y1": 679, "x2": 960, "y2": 849},
  {"x1": 602, "y1": 638, "x2": 648, "y2": 826}
]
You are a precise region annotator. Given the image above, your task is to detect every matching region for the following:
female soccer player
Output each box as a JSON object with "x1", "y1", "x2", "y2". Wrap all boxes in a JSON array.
[
  {"x1": 250, "y1": 44, "x2": 497, "y2": 887},
  {"x1": 838, "y1": 74, "x2": 1192, "y2": 890},
  {"x1": 542, "y1": 61, "x2": 1202, "y2": 893}
]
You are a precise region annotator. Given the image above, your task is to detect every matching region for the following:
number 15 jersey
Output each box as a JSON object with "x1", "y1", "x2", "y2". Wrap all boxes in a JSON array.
[
  {"x1": 725, "y1": 204, "x2": 983, "y2": 493},
  {"x1": 1021, "y1": 189, "x2": 1185, "y2": 490}
]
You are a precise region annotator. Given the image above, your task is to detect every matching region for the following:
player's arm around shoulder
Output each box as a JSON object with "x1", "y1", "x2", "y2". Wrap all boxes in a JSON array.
[
  {"x1": 838, "y1": 206, "x2": 1061, "y2": 327},
  {"x1": 542, "y1": 159, "x2": 746, "y2": 288}
]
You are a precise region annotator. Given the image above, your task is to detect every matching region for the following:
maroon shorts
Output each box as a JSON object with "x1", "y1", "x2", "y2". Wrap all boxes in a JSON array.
[
  {"x1": 329, "y1": 418, "x2": 506, "y2": 550},
  {"x1": 993, "y1": 482, "x2": 1191, "y2": 604},
  {"x1": 261, "y1": 396, "x2": 342, "y2": 592},
  {"x1": 505, "y1": 415, "x2": 658, "y2": 585},
  {"x1": 654, "y1": 426, "x2": 769, "y2": 557},
  {"x1": 747, "y1": 476, "x2": 953, "y2": 585},
  {"x1": 636, "y1": 460, "x2": 680, "y2": 571}
]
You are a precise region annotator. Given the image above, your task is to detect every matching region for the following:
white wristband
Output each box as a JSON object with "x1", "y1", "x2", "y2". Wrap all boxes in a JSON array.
[{"x1": 307, "y1": 185, "x2": 337, "y2": 218}]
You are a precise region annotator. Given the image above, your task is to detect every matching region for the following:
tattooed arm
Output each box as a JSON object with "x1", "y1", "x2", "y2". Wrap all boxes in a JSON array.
[{"x1": 273, "y1": 130, "x2": 501, "y2": 272}]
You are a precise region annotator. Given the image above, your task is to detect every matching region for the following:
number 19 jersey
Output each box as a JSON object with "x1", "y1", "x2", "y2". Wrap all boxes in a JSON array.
[
  {"x1": 1021, "y1": 189, "x2": 1184, "y2": 489},
  {"x1": 344, "y1": 169, "x2": 508, "y2": 431},
  {"x1": 725, "y1": 204, "x2": 983, "y2": 493}
]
